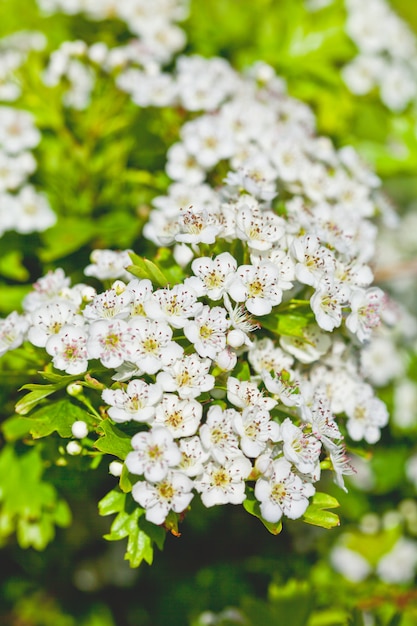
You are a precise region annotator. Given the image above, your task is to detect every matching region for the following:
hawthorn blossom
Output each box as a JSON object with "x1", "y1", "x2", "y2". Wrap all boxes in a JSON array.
[
  {"x1": 157, "y1": 354, "x2": 215, "y2": 399},
  {"x1": 183, "y1": 305, "x2": 229, "y2": 358},
  {"x1": 86, "y1": 318, "x2": 131, "y2": 368},
  {"x1": 132, "y1": 470, "x2": 194, "y2": 525},
  {"x1": 345, "y1": 383, "x2": 389, "y2": 443},
  {"x1": 28, "y1": 301, "x2": 84, "y2": 347},
  {"x1": 199, "y1": 405, "x2": 240, "y2": 464},
  {"x1": 189, "y1": 252, "x2": 237, "y2": 300},
  {"x1": 0, "y1": 311, "x2": 29, "y2": 356},
  {"x1": 153, "y1": 394, "x2": 202, "y2": 437},
  {"x1": 280, "y1": 418, "x2": 322, "y2": 477},
  {"x1": 45, "y1": 325, "x2": 88, "y2": 374},
  {"x1": 195, "y1": 456, "x2": 252, "y2": 507},
  {"x1": 83, "y1": 287, "x2": 132, "y2": 321},
  {"x1": 346, "y1": 287, "x2": 385, "y2": 342},
  {"x1": 310, "y1": 277, "x2": 350, "y2": 332},
  {"x1": 228, "y1": 262, "x2": 283, "y2": 316},
  {"x1": 233, "y1": 406, "x2": 281, "y2": 458},
  {"x1": 128, "y1": 317, "x2": 183, "y2": 375},
  {"x1": 125, "y1": 426, "x2": 181, "y2": 483},
  {"x1": 226, "y1": 377, "x2": 277, "y2": 411},
  {"x1": 101, "y1": 380, "x2": 163, "y2": 423},
  {"x1": 84, "y1": 248, "x2": 133, "y2": 281},
  {"x1": 177, "y1": 436, "x2": 210, "y2": 477},
  {"x1": 144, "y1": 284, "x2": 203, "y2": 328},
  {"x1": 254, "y1": 457, "x2": 315, "y2": 522}
]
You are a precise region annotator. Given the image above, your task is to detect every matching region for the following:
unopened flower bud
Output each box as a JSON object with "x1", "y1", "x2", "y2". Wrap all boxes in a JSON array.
[
  {"x1": 66, "y1": 441, "x2": 82, "y2": 456},
  {"x1": 67, "y1": 382, "x2": 83, "y2": 396},
  {"x1": 227, "y1": 329, "x2": 246, "y2": 348},
  {"x1": 109, "y1": 461, "x2": 123, "y2": 477},
  {"x1": 71, "y1": 420, "x2": 88, "y2": 439},
  {"x1": 215, "y1": 347, "x2": 237, "y2": 371}
]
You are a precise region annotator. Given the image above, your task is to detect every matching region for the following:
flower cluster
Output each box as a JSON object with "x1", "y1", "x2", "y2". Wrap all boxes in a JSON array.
[
  {"x1": 0, "y1": 5, "x2": 404, "y2": 534},
  {"x1": 342, "y1": 0, "x2": 417, "y2": 111}
]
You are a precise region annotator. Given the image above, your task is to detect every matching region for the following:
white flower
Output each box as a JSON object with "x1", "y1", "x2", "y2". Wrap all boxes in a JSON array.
[
  {"x1": 128, "y1": 317, "x2": 183, "y2": 375},
  {"x1": 11, "y1": 185, "x2": 56, "y2": 234},
  {"x1": 262, "y1": 369, "x2": 303, "y2": 407},
  {"x1": 330, "y1": 546, "x2": 371, "y2": 582},
  {"x1": 345, "y1": 383, "x2": 389, "y2": 443},
  {"x1": 346, "y1": 287, "x2": 385, "y2": 342},
  {"x1": 235, "y1": 204, "x2": 285, "y2": 251},
  {"x1": 279, "y1": 324, "x2": 331, "y2": 364},
  {"x1": 86, "y1": 319, "x2": 131, "y2": 369},
  {"x1": 228, "y1": 262, "x2": 283, "y2": 316},
  {"x1": 199, "y1": 405, "x2": 240, "y2": 464},
  {"x1": 132, "y1": 470, "x2": 194, "y2": 525},
  {"x1": 125, "y1": 426, "x2": 181, "y2": 483},
  {"x1": 83, "y1": 287, "x2": 132, "y2": 321},
  {"x1": 0, "y1": 311, "x2": 29, "y2": 356},
  {"x1": 233, "y1": 406, "x2": 281, "y2": 458},
  {"x1": 254, "y1": 457, "x2": 315, "y2": 522},
  {"x1": 281, "y1": 418, "x2": 321, "y2": 476},
  {"x1": 175, "y1": 206, "x2": 221, "y2": 245},
  {"x1": 157, "y1": 354, "x2": 215, "y2": 399},
  {"x1": 291, "y1": 235, "x2": 335, "y2": 288},
  {"x1": 177, "y1": 436, "x2": 210, "y2": 477},
  {"x1": 226, "y1": 377, "x2": 277, "y2": 411},
  {"x1": 45, "y1": 325, "x2": 88, "y2": 374},
  {"x1": 195, "y1": 456, "x2": 252, "y2": 507},
  {"x1": 28, "y1": 301, "x2": 84, "y2": 347},
  {"x1": 377, "y1": 538, "x2": 417, "y2": 584},
  {"x1": 23, "y1": 271, "x2": 70, "y2": 313},
  {"x1": 310, "y1": 277, "x2": 350, "y2": 332},
  {"x1": 125, "y1": 278, "x2": 154, "y2": 317},
  {"x1": 0, "y1": 106, "x2": 40, "y2": 153},
  {"x1": 154, "y1": 394, "x2": 202, "y2": 437},
  {"x1": 144, "y1": 284, "x2": 203, "y2": 328},
  {"x1": 248, "y1": 337, "x2": 294, "y2": 374},
  {"x1": 189, "y1": 252, "x2": 237, "y2": 300},
  {"x1": 84, "y1": 249, "x2": 133, "y2": 281},
  {"x1": 183, "y1": 305, "x2": 229, "y2": 358},
  {"x1": 102, "y1": 379, "x2": 163, "y2": 423}
]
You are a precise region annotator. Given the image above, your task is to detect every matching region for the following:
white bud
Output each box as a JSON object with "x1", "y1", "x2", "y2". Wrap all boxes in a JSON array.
[
  {"x1": 71, "y1": 420, "x2": 89, "y2": 439},
  {"x1": 227, "y1": 329, "x2": 246, "y2": 349},
  {"x1": 66, "y1": 441, "x2": 82, "y2": 456},
  {"x1": 215, "y1": 347, "x2": 237, "y2": 371},
  {"x1": 109, "y1": 461, "x2": 123, "y2": 477},
  {"x1": 173, "y1": 243, "x2": 194, "y2": 267},
  {"x1": 67, "y1": 382, "x2": 83, "y2": 396}
]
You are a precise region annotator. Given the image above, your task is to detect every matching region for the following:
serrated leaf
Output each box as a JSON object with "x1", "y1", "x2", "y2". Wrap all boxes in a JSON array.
[
  {"x1": 95, "y1": 419, "x2": 132, "y2": 460},
  {"x1": 24, "y1": 399, "x2": 93, "y2": 439},
  {"x1": 98, "y1": 488, "x2": 126, "y2": 517},
  {"x1": 243, "y1": 489, "x2": 283, "y2": 535}
]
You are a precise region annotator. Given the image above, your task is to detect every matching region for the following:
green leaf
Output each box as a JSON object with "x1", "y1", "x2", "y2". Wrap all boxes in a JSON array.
[
  {"x1": 0, "y1": 444, "x2": 71, "y2": 550},
  {"x1": 2, "y1": 415, "x2": 33, "y2": 442},
  {"x1": 302, "y1": 492, "x2": 340, "y2": 529},
  {"x1": 261, "y1": 308, "x2": 313, "y2": 339},
  {"x1": 23, "y1": 398, "x2": 94, "y2": 439},
  {"x1": 95, "y1": 419, "x2": 132, "y2": 460},
  {"x1": 15, "y1": 384, "x2": 59, "y2": 415},
  {"x1": 15, "y1": 373, "x2": 80, "y2": 415},
  {"x1": 40, "y1": 217, "x2": 96, "y2": 262},
  {"x1": 127, "y1": 252, "x2": 170, "y2": 287},
  {"x1": 99, "y1": 489, "x2": 156, "y2": 568},
  {"x1": 243, "y1": 488, "x2": 282, "y2": 535},
  {"x1": 98, "y1": 488, "x2": 126, "y2": 517}
]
